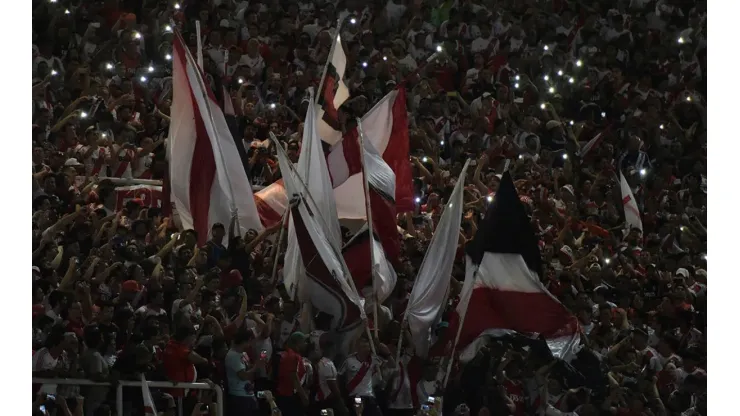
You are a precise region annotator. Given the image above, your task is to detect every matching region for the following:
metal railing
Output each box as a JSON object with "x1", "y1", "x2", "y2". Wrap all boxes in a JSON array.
[{"x1": 32, "y1": 378, "x2": 223, "y2": 416}]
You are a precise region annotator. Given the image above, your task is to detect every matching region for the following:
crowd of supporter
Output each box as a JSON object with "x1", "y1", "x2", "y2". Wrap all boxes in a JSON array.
[{"x1": 32, "y1": 1, "x2": 707, "y2": 416}]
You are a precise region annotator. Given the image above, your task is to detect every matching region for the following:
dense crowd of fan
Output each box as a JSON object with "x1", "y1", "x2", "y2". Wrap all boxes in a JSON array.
[{"x1": 32, "y1": 1, "x2": 706, "y2": 416}]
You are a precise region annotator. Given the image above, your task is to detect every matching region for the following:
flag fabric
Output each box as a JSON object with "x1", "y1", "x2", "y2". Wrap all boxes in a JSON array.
[
  {"x1": 619, "y1": 171, "x2": 643, "y2": 232},
  {"x1": 445, "y1": 172, "x2": 580, "y2": 362},
  {"x1": 316, "y1": 33, "x2": 350, "y2": 146},
  {"x1": 407, "y1": 160, "x2": 471, "y2": 357},
  {"x1": 282, "y1": 95, "x2": 342, "y2": 300},
  {"x1": 253, "y1": 88, "x2": 414, "y2": 226},
  {"x1": 141, "y1": 374, "x2": 157, "y2": 416},
  {"x1": 273, "y1": 137, "x2": 364, "y2": 336},
  {"x1": 114, "y1": 184, "x2": 163, "y2": 211},
  {"x1": 168, "y1": 30, "x2": 263, "y2": 245}
]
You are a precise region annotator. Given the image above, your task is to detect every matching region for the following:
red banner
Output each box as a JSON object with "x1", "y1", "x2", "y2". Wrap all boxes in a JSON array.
[{"x1": 114, "y1": 185, "x2": 163, "y2": 211}]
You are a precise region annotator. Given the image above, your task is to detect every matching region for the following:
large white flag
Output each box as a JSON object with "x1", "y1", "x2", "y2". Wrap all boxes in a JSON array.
[
  {"x1": 168, "y1": 30, "x2": 263, "y2": 245},
  {"x1": 619, "y1": 171, "x2": 643, "y2": 232},
  {"x1": 406, "y1": 160, "x2": 470, "y2": 357}
]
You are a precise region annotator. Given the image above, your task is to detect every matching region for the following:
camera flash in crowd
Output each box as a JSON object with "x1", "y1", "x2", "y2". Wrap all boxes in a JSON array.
[
  {"x1": 487, "y1": 195, "x2": 494, "y2": 203},
  {"x1": 174, "y1": 3, "x2": 181, "y2": 9},
  {"x1": 362, "y1": 61, "x2": 368, "y2": 68},
  {"x1": 101, "y1": 133, "x2": 107, "y2": 138},
  {"x1": 659, "y1": 124, "x2": 664, "y2": 130},
  {"x1": 680, "y1": 226, "x2": 686, "y2": 232},
  {"x1": 605, "y1": 258, "x2": 611, "y2": 265},
  {"x1": 422, "y1": 156, "x2": 428, "y2": 163},
  {"x1": 569, "y1": 120, "x2": 575, "y2": 126},
  {"x1": 576, "y1": 59, "x2": 583, "y2": 67},
  {"x1": 148, "y1": 65, "x2": 155, "y2": 73},
  {"x1": 568, "y1": 77, "x2": 575, "y2": 84},
  {"x1": 543, "y1": 75, "x2": 549, "y2": 81},
  {"x1": 557, "y1": 70, "x2": 563, "y2": 76},
  {"x1": 164, "y1": 25, "x2": 173, "y2": 33},
  {"x1": 105, "y1": 63, "x2": 114, "y2": 70},
  {"x1": 543, "y1": 45, "x2": 549, "y2": 51},
  {"x1": 51, "y1": 69, "x2": 58, "y2": 76},
  {"x1": 549, "y1": 87, "x2": 555, "y2": 94},
  {"x1": 514, "y1": 83, "x2": 519, "y2": 89},
  {"x1": 540, "y1": 103, "x2": 546, "y2": 110},
  {"x1": 80, "y1": 112, "x2": 88, "y2": 119},
  {"x1": 436, "y1": 45, "x2": 443, "y2": 53},
  {"x1": 686, "y1": 95, "x2": 692, "y2": 102},
  {"x1": 601, "y1": 112, "x2": 606, "y2": 118},
  {"x1": 383, "y1": 56, "x2": 388, "y2": 61},
  {"x1": 415, "y1": 197, "x2": 421, "y2": 203},
  {"x1": 515, "y1": 75, "x2": 520, "y2": 81},
  {"x1": 165, "y1": 53, "x2": 172, "y2": 61},
  {"x1": 140, "y1": 76, "x2": 148, "y2": 83},
  {"x1": 237, "y1": 77, "x2": 244, "y2": 84},
  {"x1": 518, "y1": 155, "x2": 523, "y2": 160},
  {"x1": 640, "y1": 168, "x2": 647, "y2": 177},
  {"x1": 439, "y1": 140, "x2": 444, "y2": 146},
  {"x1": 65, "y1": 9, "x2": 70, "y2": 15},
  {"x1": 350, "y1": 17, "x2": 357, "y2": 24},
  {"x1": 562, "y1": 153, "x2": 568, "y2": 160},
  {"x1": 678, "y1": 37, "x2": 685, "y2": 44},
  {"x1": 270, "y1": 103, "x2": 277, "y2": 109},
  {"x1": 134, "y1": 32, "x2": 142, "y2": 39},
  {"x1": 50, "y1": 0, "x2": 57, "y2": 3}
]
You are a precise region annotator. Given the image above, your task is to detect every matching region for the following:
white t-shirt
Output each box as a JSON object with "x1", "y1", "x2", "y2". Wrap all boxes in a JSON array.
[
  {"x1": 388, "y1": 356, "x2": 413, "y2": 410},
  {"x1": 339, "y1": 354, "x2": 381, "y2": 398},
  {"x1": 315, "y1": 357, "x2": 338, "y2": 401},
  {"x1": 32, "y1": 348, "x2": 60, "y2": 394}
]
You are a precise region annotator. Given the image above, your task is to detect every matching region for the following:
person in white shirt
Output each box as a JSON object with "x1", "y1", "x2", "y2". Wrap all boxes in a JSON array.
[
  {"x1": 386, "y1": 347, "x2": 414, "y2": 416},
  {"x1": 309, "y1": 338, "x2": 349, "y2": 415},
  {"x1": 339, "y1": 336, "x2": 387, "y2": 416}
]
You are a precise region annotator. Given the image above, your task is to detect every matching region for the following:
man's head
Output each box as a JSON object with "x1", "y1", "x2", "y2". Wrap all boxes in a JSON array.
[
  {"x1": 211, "y1": 223, "x2": 225, "y2": 243},
  {"x1": 286, "y1": 331, "x2": 307, "y2": 352}
]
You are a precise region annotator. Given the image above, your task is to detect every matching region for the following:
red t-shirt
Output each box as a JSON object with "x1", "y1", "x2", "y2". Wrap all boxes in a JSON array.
[
  {"x1": 504, "y1": 379, "x2": 526, "y2": 416},
  {"x1": 275, "y1": 347, "x2": 302, "y2": 397},
  {"x1": 162, "y1": 340, "x2": 196, "y2": 397}
]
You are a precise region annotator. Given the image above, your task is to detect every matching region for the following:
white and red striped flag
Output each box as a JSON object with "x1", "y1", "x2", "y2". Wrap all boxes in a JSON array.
[
  {"x1": 620, "y1": 171, "x2": 643, "y2": 232},
  {"x1": 141, "y1": 375, "x2": 157, "y2": 416},
  {"x1": 440, "y1": 172, "x2": 580, "y2": 363},
  {"x1": 168, "y1": 30, "x2": 263, "y2": 245},
  {"x1": 316, "y1": 31, "x2": 350, "y2": 146}
]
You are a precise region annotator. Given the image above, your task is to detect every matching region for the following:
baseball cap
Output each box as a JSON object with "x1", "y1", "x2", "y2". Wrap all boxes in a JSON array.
[
  {"x1": 64, "y1": 158, "x2": 84, "y2": 167},
  {"x1": 122, "y1": 280, "x2": 141, "y2": 293},
  {"x1": 676, "y1": 268, "x2": 690, "y2": 278},
  {"x1": 287, "y1": 331, "x2": 308, "y2": 346}
]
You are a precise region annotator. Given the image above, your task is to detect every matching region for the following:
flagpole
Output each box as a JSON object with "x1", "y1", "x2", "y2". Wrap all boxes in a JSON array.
[
  {"x1": 315, "y1": 16, "x2": 347, "y2": 106},
  {"x1": 195, "y1": 21, "x2": 203, "y2": 70},
  {"x1": 270, "y1": 209, "x2": 290, "y2": 285},
  {"x1": 442, "y1": 269, "x2": 478, "y2": 389},
  {"x1": 175, "y1": 29, "x2": 240, "y2": 226},
  {"x1": 356, "y1": 117, "x2": 380, "y2": 339}
]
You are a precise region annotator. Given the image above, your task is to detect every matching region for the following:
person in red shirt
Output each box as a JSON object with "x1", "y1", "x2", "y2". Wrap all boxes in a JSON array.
[
  {"x1": 274, "y1": 331, "x2": 309, "y2": 414},
  {"x1": 162, "y1": 325, "x2": 209, "y2": 400},
  {"x1": 495, "y1": 351, "x2": 527, "y2": 416}
]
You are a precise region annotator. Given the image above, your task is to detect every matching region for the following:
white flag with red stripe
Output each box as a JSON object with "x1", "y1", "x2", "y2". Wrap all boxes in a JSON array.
[
  {"x1": 141, "y1": 374, "x2": 157, "y2": 416},
  {"x1": 442, "y1": 172, "x2": 580, "y2": 362},
  {"x1": 620, "y1": 171, "x2": 643, "y2": 232},
  {"x1": 316, "y1": 32, "x2": 350, "y2": 146},
  {"x1": 168, "y1": 30, "x2": 263, "y2": 245}
]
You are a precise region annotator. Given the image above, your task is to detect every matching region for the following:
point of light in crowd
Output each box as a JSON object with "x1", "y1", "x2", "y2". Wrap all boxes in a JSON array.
[
  {"x1": 50, "y1": 0, "x2": 57, "y2": 3},
  {"x1": 65, "y1": 9, "x2": 70, "y2": 15},
  {"x1": 134, "y1": 32, "x2": 142, "y2": 39},
  {"x1": 514, "y1": 83, "x2": 519, "y2": 89},
  {"x1": 568, "y1": 77, "x2": 575, "y2": 84},
  {"x1": 557, "y1": 70, "x2": 563, "y2": 76},
  {"x1": 148, "y1": 65, "x2": 155, "y2": 73},
  {"x1": 549, "y1": 87, "x2": 555, "y2": 94},
  {"x1": 680, "y1": 226, "x2": 686, "y2": 232},
  {"x1": 562, "y1": 153, "x2": 568, "y2": 160},
  {"x1": 543, "y1": 75, "x2": 549, "y2": 81},
  {"x1": 659, "y1": 124, "x2": 664, "y2": 130},
  {"x1": 439, "y1": 141, "x2": 444, "y2": 146},
  {"x1": 540, "y1": 103, "x2": 546, "y2": 109},
  {"x1": 601, "y1": 112, "x2": 606, "y2": 118},
  {"x1": 415, "y1": 197, "x2": 421, "y2": 203},
  {"x1": 640, "y1": 168, "x2": 647, "y2": 177},
  {"x1": 686, "y1": 95, "x2": 692, "y2": 102},
  {"x1": 80, "y1": 112, "x2": 88, "y2": 119},
  {"x1": 383, "y1": 56, "x2": 388, "y2": 61},
  {"x1": 101, "y1": 133, "x2": 107, "y2": 138},
  {"x1": 140, "y1": 76, "x2": 148, "y2": 82},
  {"x1": 174, "y1": 3, "x2": 181, "y2": 10},
  {"x1": 544, "y1": 45, "x2": 549, "y2": 51},
  {"x1": 51, "y1": 69, "x2": 58, "y2": 76},
  {"x1": 270, "y1": 103, "x2": 277, "y2": 109},
  {"x1": 165, "y1": 54, "x2": 172, "y2": 60},
  {"x1": 515, "y1": 75, "x2": 520, "y2": 81},
  {"x1": 105, "y1": 63, "x2": 113, "y2": 70},
  {"x1": 237, "y1": 78, "x2": 244, "y2": 84},
  {"x1": 362, "y1": 61, "x2": 368, "y2": 68},
  {"x1": 350, "y1": 18, "x2": 357, "y2": 24},
  {"x1": 605, "y1": 258, "x2": 611, "y2": 264},
  {"x1": 576, "y1": 59, "x2": 583, "y2": 67},
  {"x1": 518, "y1": 155, "x2": 523, "y2": 159},
  {"x1": 678, "y1": 37, "x2": 684, "y2": 44},
  {"x1": 487, "y1": 196, "x2": 493, "y2": 202},
  {"x1": 569, "y1": 120, "x2": 574, "y2": 126},
  {"x1": 436, "y1": 45, "x2": 443, "y2": 53},
  {"x1": 422, "y1": 156, "x2": 428, "y2": 163},
  {"x1": 164, "y1": 25, "x2": 173, "y2": 32}
]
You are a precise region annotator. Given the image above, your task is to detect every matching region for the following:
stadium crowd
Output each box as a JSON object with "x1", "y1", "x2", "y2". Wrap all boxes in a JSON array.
[{"x1": 32, "y1": 1, "x2": 707, "y2": 416}]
